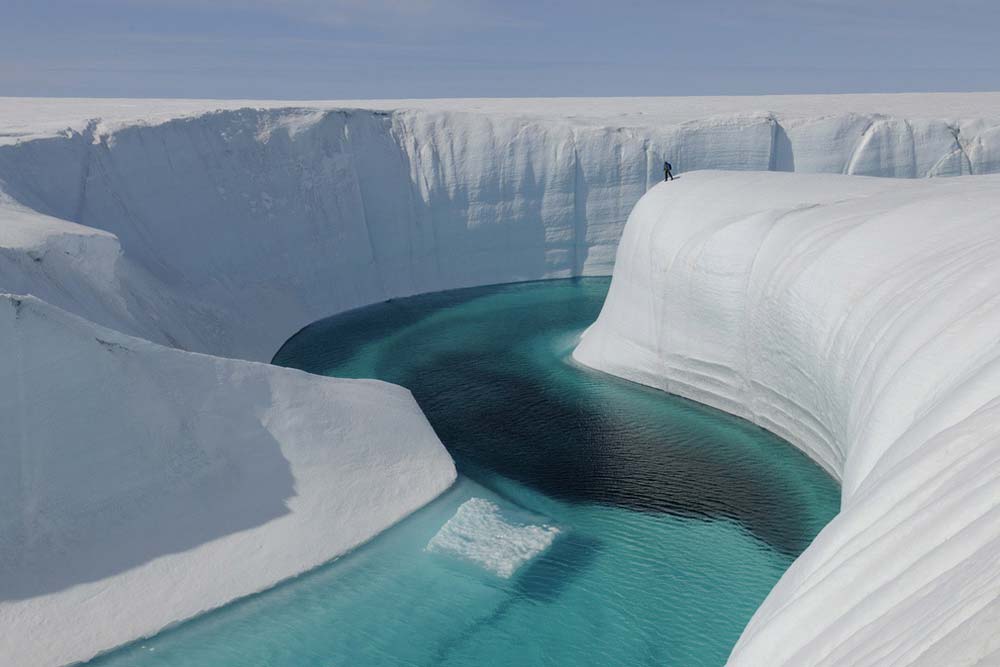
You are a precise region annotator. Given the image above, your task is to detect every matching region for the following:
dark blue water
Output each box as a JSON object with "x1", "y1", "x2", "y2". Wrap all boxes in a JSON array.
[{"x1": 90, "y1": 278, "x2": 839, "y2": 666}]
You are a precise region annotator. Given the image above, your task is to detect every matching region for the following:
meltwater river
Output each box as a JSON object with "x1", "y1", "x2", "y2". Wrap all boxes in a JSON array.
[{"x1": 90, "y1": 278, "x2": 838, "y2": 666}]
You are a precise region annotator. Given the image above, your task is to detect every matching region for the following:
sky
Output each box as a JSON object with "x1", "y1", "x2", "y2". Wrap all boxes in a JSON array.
[{"x1": 2, "y1": 0, "x2": 999, "y2": 99}]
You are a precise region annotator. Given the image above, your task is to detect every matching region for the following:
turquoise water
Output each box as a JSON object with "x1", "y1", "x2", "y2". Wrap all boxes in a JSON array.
[{"x1": 90, "y1": 278, "x2": 839, "y2": 667}]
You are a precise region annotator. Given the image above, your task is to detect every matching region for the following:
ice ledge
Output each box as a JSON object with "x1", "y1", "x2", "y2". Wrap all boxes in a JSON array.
[
  {"x1": 574, "y1": 171, "x2": 1000, "y2": 665},
  {"x1": 0, "y1": 294, "x2": 456, "y2": 667}
]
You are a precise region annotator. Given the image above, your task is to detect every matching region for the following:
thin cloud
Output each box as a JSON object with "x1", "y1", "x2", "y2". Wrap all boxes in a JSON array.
[{"x1": 116, "y1": 0, "x2": 533, "y2": 30}]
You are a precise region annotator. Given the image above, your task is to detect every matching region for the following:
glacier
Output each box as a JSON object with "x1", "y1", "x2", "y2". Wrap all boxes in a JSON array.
[
  {"x1": 3, "y1": 94, "x2": 1000, "y2": 361},
  {"x1": 3, "y1": 93, "x2": 1000, "y2": 665},
  {"x1": 575, "y1": 171, "x2": 1000, "y2": 665}
]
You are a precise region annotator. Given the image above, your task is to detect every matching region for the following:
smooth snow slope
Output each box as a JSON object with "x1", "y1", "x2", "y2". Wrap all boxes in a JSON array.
[
  {"x1": 575, "y1": 171, "x2": 1000, "y2": 666},
  {"x1": 0, "y1": 293, "x2": 456, "y2": 667},
  {"x1": 3, "y1": 94, "x2": 1000, "y2": 361}
]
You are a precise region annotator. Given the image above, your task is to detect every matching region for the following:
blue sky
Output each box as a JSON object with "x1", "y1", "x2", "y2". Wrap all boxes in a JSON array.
[{"x1": 3, "y1": 0, "x2": 999, "y2": 99}]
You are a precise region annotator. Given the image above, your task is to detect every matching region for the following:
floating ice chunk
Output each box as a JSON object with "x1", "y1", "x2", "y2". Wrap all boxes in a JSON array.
[{"x1": 426, "y1": 498, "x2": 560, "y2": 578}]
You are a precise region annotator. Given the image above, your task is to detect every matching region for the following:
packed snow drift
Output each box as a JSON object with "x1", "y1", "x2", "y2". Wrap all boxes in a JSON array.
[
  {"x1": 575, "y1": 171, "x2": 1000, "y2": 665},
  {"x1": 0, "y1": 294, "x2": 456, "y2": 666},
  {"x1": 3, "y1": 94, "x2": 1000, "y2": 665}
]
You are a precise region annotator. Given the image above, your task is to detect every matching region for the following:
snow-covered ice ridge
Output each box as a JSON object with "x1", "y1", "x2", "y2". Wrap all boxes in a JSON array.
[
  {"x1": 3, "y1": 94, "x2": 1000, "y2": 665},
  {"x1": 1, "y1": 293, "x2": 456, "y2": 666},
  {"x1": 575, "y1": 171, "x2": 1000, "y2": 666}
]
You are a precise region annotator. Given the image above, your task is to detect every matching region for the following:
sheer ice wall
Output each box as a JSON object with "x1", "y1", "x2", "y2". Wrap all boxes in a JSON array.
[
  {"x1": 575, "y1": 171, "x2": 1000, "y2": 665},
  {"x1": 3, "y1": 97, "x2": 1000, "y2": 361}
]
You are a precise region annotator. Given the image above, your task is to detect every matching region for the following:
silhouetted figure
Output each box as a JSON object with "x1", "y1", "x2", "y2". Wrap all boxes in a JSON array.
[{"x1": 664, "y1": 161, "x2": 674, "y2": 181}]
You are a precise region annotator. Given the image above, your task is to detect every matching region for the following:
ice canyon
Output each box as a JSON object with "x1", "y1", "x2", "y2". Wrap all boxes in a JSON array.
[{"x1": 3, "y1": 94, "x2": 1000, "y2": 665}]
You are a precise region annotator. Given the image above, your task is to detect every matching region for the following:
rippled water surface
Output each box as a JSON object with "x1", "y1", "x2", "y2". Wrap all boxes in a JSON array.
[{"x1": 91, "y1": 278, "x2": 839, "y2": 667}]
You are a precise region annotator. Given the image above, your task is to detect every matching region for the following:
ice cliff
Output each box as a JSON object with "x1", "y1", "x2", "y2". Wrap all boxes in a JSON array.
[
  {"x1": 575, "y1": 171, "x2": 1000, "y2": 665},
  {"x1": 3, "y1": 94, "x2": 1000, "y2": 665},
  {"x1": 3, "y1": 95, "x2": 1000, "y2": 361}
]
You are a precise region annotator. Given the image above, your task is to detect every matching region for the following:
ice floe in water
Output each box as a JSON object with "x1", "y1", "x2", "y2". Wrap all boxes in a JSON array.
[{"x1": 426, "y1": 498, "x2": 560, "y2": 578}]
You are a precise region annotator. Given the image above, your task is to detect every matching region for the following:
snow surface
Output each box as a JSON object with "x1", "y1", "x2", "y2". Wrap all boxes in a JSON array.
[
  {"x1": 4, "y1": 95, "x2": 1000, "y2": 664},
  {"x1": 0, "y1": 293, "x2": 456, "y2": 667},
  {"x1": 426, "y1": 498, "x2": 560, "y2": 578},
  {"x1": 5, "y1": 93, "x2": 1000, "y2": 145},
  {"x1": 574, "y1": 170, "x2": 1000, "y2": 666}
]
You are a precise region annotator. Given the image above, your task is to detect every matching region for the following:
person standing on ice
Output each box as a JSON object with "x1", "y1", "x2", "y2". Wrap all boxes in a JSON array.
[{"x1": 663, "y1": 160, "x2": 674, "y2": 181}]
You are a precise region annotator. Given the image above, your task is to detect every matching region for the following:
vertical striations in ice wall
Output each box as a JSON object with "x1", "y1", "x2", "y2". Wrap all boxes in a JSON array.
[
  {"x1": 574, "y1": 171, "x2": 1000, "y2": 666},
  {"x1": 3, "y1": 100, "x2": 1000, "y2": 361}
]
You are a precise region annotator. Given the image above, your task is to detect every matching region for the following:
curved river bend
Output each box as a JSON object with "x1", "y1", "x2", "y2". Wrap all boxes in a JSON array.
[{"x1": 90, "y1": 278, "x2": 838, "y2": 666}]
